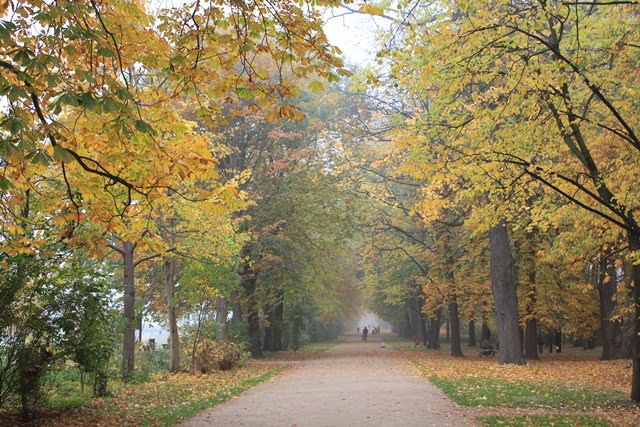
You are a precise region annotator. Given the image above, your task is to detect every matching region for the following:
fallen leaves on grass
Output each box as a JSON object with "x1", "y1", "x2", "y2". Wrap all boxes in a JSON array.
[
  {"x1": 399, "y1": 345, "x2": 639, "y2": 427},
  {"x1": 405, "y1": 350, "x2": 630, "y2": 392},
  {"x1": 479, "y1": 414, "x2": 612, "y2": 427},
  {"x1": 0, "y1": 365, "x2": 284, "y2": 427}
]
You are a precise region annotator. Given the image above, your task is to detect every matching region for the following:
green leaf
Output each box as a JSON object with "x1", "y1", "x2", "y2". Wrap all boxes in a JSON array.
[
  {"x1": 135, "y1": 119, "x2": 155, "y2": 135},
  {"x1": 0, "y1": 78, "x2": 9, "y2": 96},
  {"x1": 27, "y1": 150, "x2": 51, "y2": 166},
  {"x1": 327, "y1": 72, "x2": 340, "y2": 83},
  {"x1": 115, "y1": 87, "x2": 134, "y2": 101},
  {"x1": 8, "y1": 116, "x2": 25, "y2": 134},
  {"x1": 309, "y1": 80, "x2": 324, "y2": 93},
  {"x1": 53, "y1": 146, "x2": 75, "y2": 163},
  {"x1": 44, "y1": 73, "x2": 61, "y2": 87},
  {"x1": 0, "y1": 21, "x2": 17, "y2": 40},
  {"x1": 58, "y1": 92, "x2": 81, "y2": 107},
  {"x1": 0, "y1": 139, "x2": 19, "y2": 156},
  {"x1": 102, "y1": 97, "x2": 123, "y2": 113},
  {"x1": 17, "y1": 71, "x2": 36, "y2": 86},
  {"x1": 78, "y1": 92, "x2": 99, "y2": 110},
  {"x1": 7, "y1": 86, "x2": 27, "y2": 102},
  {"x1": 235, "y1": 87, "x2": 254, "y2": 101},
  {"x1": 97, "y1": 46, "x2": 116, "y2": 58},
  {"x1": 0, "y1": 176, "x2": 12, "y2": 190},
  {"x1": 12, "y1": 47, "x2": 34, "y2": 66}
]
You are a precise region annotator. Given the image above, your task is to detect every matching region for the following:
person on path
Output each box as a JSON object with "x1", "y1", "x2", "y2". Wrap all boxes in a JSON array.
[{"x1": 362, "y1": 326, "x2": 368, "y2": 342}]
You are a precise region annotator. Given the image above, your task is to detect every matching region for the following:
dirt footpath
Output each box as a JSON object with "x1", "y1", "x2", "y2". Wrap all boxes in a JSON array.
[{"x1": 178, "y1": 335, "x2": 478, "y2": 427}]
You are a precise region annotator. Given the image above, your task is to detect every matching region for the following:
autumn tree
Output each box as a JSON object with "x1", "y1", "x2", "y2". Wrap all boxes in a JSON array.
[
  {"x1": 372, "y1": 0, "x2": 640, "y2": 399},
  {"x1": 1, "y1": 0, "x2": 350, "y2": 381}
]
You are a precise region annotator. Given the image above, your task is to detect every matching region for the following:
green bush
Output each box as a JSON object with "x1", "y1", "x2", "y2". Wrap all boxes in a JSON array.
[
  {"x1": 193, "y1": 340, "x2": 246, "y2": 373},
  {"x1": 0, "y1": 250, "x2": 117, "y2": 420},
  {"x1": 15, "y1": 346, "x2": 54, "y2": 421}
]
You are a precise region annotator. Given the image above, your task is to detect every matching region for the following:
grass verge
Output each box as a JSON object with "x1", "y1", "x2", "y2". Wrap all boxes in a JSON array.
[
  {"x1": 479, "y1": 415, "x2": 613, "y2": 427},
  {"x1": 429, "y1": 376, "x2": 624, "y2": 408},
  {"x1": 1, "y1": 365, "x2": 284, "y2": 426},
  {"x1": 398, "y1": 341, "x2": 640, "y2": 427}
]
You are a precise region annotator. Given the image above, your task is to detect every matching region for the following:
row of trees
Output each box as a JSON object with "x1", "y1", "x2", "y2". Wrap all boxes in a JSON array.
[
  {"x1": 0, "y1": 0, "x2": 361, "y2": 419},
  {"x1": 347, "y1": 0, "x2": 639, "y2": 402}
]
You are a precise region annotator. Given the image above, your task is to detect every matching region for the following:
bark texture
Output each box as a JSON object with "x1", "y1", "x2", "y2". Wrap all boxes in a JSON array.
[
  {"x1": 427, "y1": 310, "x2": 441, "y2": 350},
  {"x1": 216, "y1": 296, "x2": 228, "y2": 343},
  {"x1": 122, "y1": 240, "x2": 136, "y2": 381},
  {"x1": 628, "y1": 233, "x2": 640, "y2": 402},
  {"x1": 468, "y1": 320, "x2": 476, "y2": 347},
  {"x1": 165, "y1": 257, "x2": 180, "y2": 373},
  {"x1": 489, "y1": 224, "x2": 524, "y2": 365},
  {"x1": 598, "y1": 255, "x2": 623, "y2": 360},
  {"x1": 525, "y1": 318, "x2": 539, "y2": 360},
  {"x1": 448, "y1": 298, "x2": 463, "y2": 357}
]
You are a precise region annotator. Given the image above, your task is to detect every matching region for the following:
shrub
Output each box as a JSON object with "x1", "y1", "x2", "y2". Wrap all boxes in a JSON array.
[
  {"x1": 193, "y1": 340, "x2": 245, "y2": 373},
  {"x1": 16, "y1": 346, "x2": 54, "y2": 421}
]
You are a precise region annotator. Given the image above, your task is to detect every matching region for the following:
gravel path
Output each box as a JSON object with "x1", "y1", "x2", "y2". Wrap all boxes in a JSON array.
[{"x1": 178, "y1": 334, "x2": 478, "y2": 427}]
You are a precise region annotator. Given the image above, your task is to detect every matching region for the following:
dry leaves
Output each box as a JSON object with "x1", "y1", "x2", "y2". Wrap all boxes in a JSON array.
[
  {"x1": 0, "y1": 365, "x2": 283, "y2": 427},
  {"x1": 404, "y1": 347, "x2": 639, "y2": 427}
]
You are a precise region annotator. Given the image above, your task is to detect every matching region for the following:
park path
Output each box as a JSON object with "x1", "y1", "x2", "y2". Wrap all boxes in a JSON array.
[{"x1": 178, "y1": 334, "x2": 478, "y2": 427}]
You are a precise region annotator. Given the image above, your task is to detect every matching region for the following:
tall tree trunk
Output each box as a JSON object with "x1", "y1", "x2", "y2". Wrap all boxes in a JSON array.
[
  {"x1": 554, "y1": 330, "x2": 562, "y2": 353},
  {"x1": 216, "y1": 296, "x2": 228, "y2": 343},
  {"x1": 598, "y1": 254, "x2": 622, "y2": 360},
  {"x1": 524, "y1": 286, "x2": 539, "y2": 360},
  {"x1": 449, "y1": 297, "x2": 463, "y2": 357},
  {"x1": 524, "y1": 234, "x2": 539, "y2": 360},
  {"x1": 165, "y1": 257, "x2": 180, "y2": 373},
  {"x1": 409, "y1": 298, "x2": 422, "y2": 340},
  {"x1": 262, "y1": 291, "x2": 284, "y2": 351},
  {"x1": 428, "y1": 310, "x2": 441, "y2": 349},
  {"x1": 489, "y1": 223, "x2": 524, "y2": 365},
  {"x1": 481, "y1": 318, "x2": 491, "y2": 342},
  {"x1": 445, "y1": 318, "x2": 450, "y2": 343},
  {"x1": 240, "y1": 244, "x2": 262, "y2": 357},
  {"x1": 406, "y1": 308, "x2": 413, "y2": 339},
  {"x1": 272, "y1": 295, "x2": 284, "y2": 351},
  {"x1": 525, "y1": 318, "x2": 538, "y2": 360},
  {"x1": 122, "y1": 240, "x2": 136, "y2": 382},
  {"x1": 262, "y1": 297, "x2": 284, "y2": 352},
  {"x1": 468, "y1": 320, "x2": 476, "y2": 347},
  {"x1": 231, "y1": 290, "x2": 242, "y2": 323},
  {"x1": 419, "y1": 310, "x2": 429, "y2": 347},
  {"x1": 189, "y1": 300, "x2": 208, "y2": 373},
  {"x1": 243, "y1": 276, "x2": 262, "y2": 357},
  {"x1": 137, "y1": 316, "x2": 143, "y2": 343},
  {"x1": 627, "y1": 232, "x2": 640, "y2": 402},
  {"x1": 447, "y1": 259, "x2": 462, "y2": 356},
  {"x1": 263, "y1": 304, "x2": 274, "y2": 352}
]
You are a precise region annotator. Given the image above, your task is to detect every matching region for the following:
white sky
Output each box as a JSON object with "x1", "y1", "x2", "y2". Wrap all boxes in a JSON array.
[
  {"x1": 323, "y1": 7, "x2": 385, "y2": 67},
  {"x1": 148, "y1": 1, "x2": 384, "y2": 67}
]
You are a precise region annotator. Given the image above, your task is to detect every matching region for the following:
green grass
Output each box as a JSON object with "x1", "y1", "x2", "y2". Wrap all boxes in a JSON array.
[
  {"x1": 479, "y1": 415, "x2": 613, "y2": 427},
  {"x1": 0, "y1": 366, "x2": 285, "y2": 426},
  {"x1": 48, "y1": 395, "x2": 88, "y2": 409},
  {"x1": 429, "y1": 376, "x2": 624, "y2": 408},
  {"x1": 139, "y1": 369, "x2": 282, "y2": 426}
]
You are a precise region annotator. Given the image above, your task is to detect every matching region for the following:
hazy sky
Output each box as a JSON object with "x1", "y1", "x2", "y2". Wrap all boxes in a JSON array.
[
  {"x1": 149, "y1": 1, "x2": 384, "y2": 66},
  {"x1": 323, "y1": 7, "x2": 384, "y2": 66}
]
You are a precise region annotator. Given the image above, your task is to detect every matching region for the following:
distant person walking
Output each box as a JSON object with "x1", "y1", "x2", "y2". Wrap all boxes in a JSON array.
[{"x1": 362, "y1": 326, "x2": 368, "y2": 342}]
